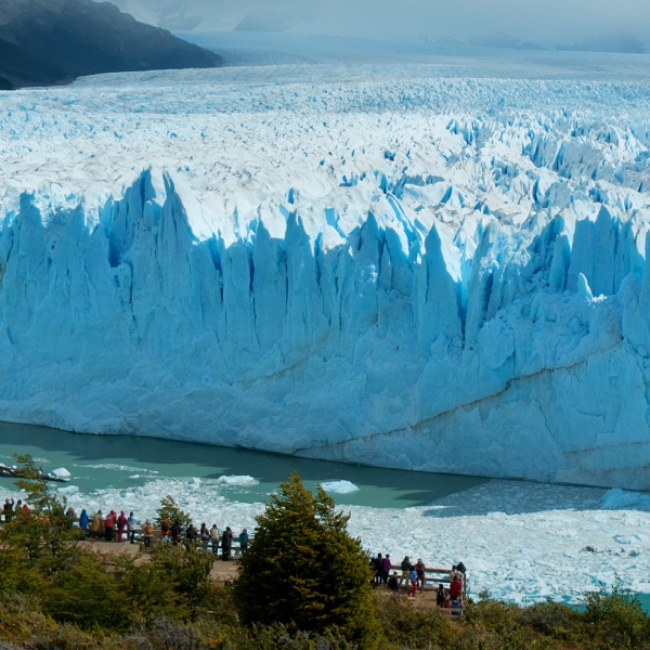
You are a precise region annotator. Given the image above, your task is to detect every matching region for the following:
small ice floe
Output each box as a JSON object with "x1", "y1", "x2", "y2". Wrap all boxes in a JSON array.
[
  {"x1": 50, "y1": 468, "x2": 71, "y2": 481},
  {"x1": 320, "y1": 480, "x2": 359, "y2": 494},
  {"x1": 601, "y1": 488, "x2": 650, "y2": 511},
  {"x1": 216, "y1": 475, "x2": 259, "y2": 487}
]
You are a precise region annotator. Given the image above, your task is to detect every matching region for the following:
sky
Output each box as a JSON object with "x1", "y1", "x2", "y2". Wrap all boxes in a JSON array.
[{"x1": 110, "y1": 0, "x2": 650, "y2": 51}]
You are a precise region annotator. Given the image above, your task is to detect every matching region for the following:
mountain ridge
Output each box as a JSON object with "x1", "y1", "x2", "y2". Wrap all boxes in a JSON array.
[{"x1": 0, "y1": 0, "x2": 222, "y2": 89}]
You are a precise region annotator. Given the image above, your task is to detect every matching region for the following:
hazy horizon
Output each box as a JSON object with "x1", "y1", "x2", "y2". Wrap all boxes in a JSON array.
[{"x1": 107, "y1": 0, "x2": 650, "y2": 52}]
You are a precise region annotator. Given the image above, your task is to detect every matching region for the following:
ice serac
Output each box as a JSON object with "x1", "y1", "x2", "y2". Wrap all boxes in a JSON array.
[{"x1": 3, "y1": 67, "x2": 650, "y2": 489}]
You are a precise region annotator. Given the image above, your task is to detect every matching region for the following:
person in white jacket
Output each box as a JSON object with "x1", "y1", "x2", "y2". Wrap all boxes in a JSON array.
[{"x1": 127, "y1": 511, "x2": 138, "y2": 544}]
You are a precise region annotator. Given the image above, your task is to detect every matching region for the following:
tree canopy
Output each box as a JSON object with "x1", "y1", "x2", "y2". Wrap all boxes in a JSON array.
[{"x1": 233, "y1": 473, "x2": 380, "y2": 650}]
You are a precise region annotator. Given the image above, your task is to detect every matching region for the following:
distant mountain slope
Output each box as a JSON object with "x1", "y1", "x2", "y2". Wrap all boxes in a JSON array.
[{"x1": 0, "y1": 0, "x2": 222, "y2": 89}]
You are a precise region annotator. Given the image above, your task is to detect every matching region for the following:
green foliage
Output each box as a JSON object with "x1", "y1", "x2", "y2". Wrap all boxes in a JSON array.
[
  {"x1": 0, "y1": 454, "x2": 82, "y2": 582},
  {"x1": 583, "y1": 583, "x2": 650, "y2": 647},
  {"x1": 149, "y1": 543, "x2": 215, "y2": 617},
  {"x1": 233, "y1": 473, "x2": 381, "y2": 650},
  {"x1": 43, "y1": 553, "x2": 134, "y2": 630},
  {"x1": 155, "y1": 495, "x2": 192, "y2": 530},
  {"x1": 514, "y1": 599, "x2": 582, "y2": 641},
  {"x1": 2, "y1": 571, "x2": 650, "y2": 649},
  {"x1": 375, "y1": 595, "x2": 455, "y2": 648}
]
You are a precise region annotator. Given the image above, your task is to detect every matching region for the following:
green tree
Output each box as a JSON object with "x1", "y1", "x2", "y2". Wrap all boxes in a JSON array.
[
  {"x1": 0, "y1": 454, "x2": 81, "y2": 579},
  {"x1": 233, "y1": 473, "x2": 380, "y2": 650},
  {"x1": 155, "y1": 494, "x2": 192, "y2": 530},
  {"x1": 149, "y1": 543, "x2": 215, "y2": 617}
]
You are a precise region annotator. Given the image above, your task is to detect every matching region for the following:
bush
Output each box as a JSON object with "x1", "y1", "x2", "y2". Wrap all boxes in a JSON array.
[
  {"x1": 374, "y1": 595, "x2": 454, "y2": 649},
  {"x1": 583, "y1": 584, "x2": 650, "y2": 647},
  {"x1": 233, "y1": 473, "x2": 381, "y2": 650}
]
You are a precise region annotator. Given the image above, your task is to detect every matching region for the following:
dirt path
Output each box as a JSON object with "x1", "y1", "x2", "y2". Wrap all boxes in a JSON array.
[{"x1": 81, "y1": 539, "x2": 240, "y2": 581}]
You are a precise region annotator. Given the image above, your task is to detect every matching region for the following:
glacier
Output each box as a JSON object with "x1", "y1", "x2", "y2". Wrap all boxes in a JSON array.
[{"x1": 3, "y1": 57, "x2": 650, "y2": 489}]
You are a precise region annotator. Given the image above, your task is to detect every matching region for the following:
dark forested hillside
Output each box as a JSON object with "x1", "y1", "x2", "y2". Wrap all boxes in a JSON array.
[{"x1": 0, "y1": 0, "x2": 222, "y2": 89}]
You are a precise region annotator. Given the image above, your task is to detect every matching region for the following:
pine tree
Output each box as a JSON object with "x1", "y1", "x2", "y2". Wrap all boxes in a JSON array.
[
  {"x1": 233, "y1": 473, "x2": 380, "y2": 650},
  {"x1": 155, "y1": 494, "x2": 192, "y2": 530}
]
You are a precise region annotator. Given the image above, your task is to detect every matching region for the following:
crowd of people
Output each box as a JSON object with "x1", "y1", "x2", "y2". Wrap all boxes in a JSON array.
[
  {"x1": 372, "y1": 552, "x2": 467, "y2": 611},
  {"x1": 1, "y1": 499, "x2": 249, "y2": 560},
  {"x1": 3, "y1": 497, "x2": 30, "y2": 520}
]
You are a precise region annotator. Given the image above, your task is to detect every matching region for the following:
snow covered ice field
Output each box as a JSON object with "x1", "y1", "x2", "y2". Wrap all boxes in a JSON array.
[{"x1": 3, "y1": 45, "x2": 650, "y2": 603}]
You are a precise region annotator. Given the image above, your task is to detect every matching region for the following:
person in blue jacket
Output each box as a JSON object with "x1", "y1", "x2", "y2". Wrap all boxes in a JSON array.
[
  {"x1": 78, "y1": 509, "x2": 89, "y2": 540},
  {"x1": 239, "y1": 528, "x2": 249, "y2": 552}
]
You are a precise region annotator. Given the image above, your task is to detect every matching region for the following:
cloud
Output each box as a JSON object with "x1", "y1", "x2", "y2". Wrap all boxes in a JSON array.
[{"x1": 109, "y1": 0, "x2": 650, "y2": 50}]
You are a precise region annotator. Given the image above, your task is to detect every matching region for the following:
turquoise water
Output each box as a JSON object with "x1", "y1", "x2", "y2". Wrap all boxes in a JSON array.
[
  {"x1": 0, "y1": 421, "x2": 487, "y2": 508},
  {"x1": 568, "y1": 593, "x2": 650, "y2": 615}
]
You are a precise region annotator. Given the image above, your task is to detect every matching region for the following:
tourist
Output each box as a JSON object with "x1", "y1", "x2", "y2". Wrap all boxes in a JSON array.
[
  {"x1": 400, "y1": 555, "x2": 413, "y2": 586},
  {"x1": 407, "y1": 566, "x2": 418, "y2": 597},
  {"x1": 442, "y1": 598, "x2": 452, "y2": 614},
  {"x1": 200, "y1": 523, "x2": 210, "y2": 550},
  {"x1": 222, "y1": 526, "x2": 233, "y2": 561},
  {"x1": 15, "y1": 499, "x2": 23, "y2": 517},
  {"x1": 186, "y1": 523, "x2": 198, "y2": 548},
  {"x1": 436, "y1": 583, "x2": 446, "y2": 607},
  {"x1": 210, "y1": 524, "x2": 220, "y2": 555},
  {"x1": 21, "y1": 502, "x2": 30, "y2": 517},
  {"x1": 450, "y1": 573, "x2": 463, "y2": 603},
  {"x1": 170, "y1": 519, "x2": 182, "y2": 543},
  {"x1": 239, "y1": 528, "x2": 249, "y2": 552},
  {"x1": 388, "y1": 571, "x2": 400, "y2": 591},
  {"x1": 117, "y1": 511, "x2": 128, "y2": 542},
  {"x1": 90, "y1": 510, "x2": 103, "y2": 537},
  {"x1": 161, "y1": 518, "x2": 170, "y2": 542},
  {"x1": 143, "y1": 519, "x2": 154, "y2": 548},
  {"x1": 456, "y1": 561, "x2": 466, "y2": 575},
  {"x1": 104, "y1": 510, "x2": 117, "y2": 541},
  {"x1": 127, "y1": 512, "x2": 138, "y2": 544},
  {"x1": 382, "y1": 553, "x2": 392, "y2": 584},
  {"x1": 415, "y1": 558, "x2": 426, "y2": 590},
  {"x1": 79, "y1": 508, "x2": 89, "y2": 539},
  {"x1": 65, "y1": 506, "x2": 77, "y2": 523},
  {"x1": 374, "y1": 553, "x2": 383, "y2": 585},
  {"x1": 3, "y1": 498, "x2": 14, "y2": 522}
]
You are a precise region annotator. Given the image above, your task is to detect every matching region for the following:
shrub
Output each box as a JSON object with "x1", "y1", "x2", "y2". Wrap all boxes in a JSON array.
[
  {"x1": 583, "y1": 584, "x2": 650, "y2": 647},
  {"x1": 233, "y1": 473, "x2": 380, "y2": 649}
]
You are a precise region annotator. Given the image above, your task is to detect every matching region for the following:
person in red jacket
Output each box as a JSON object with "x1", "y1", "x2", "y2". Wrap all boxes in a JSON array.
[
  {"x1": 104, "y1": 510, "x2": 117, "y2": 541},
  {"x1": 450, "y1": 573, "x2": 463, "y2": 602},
  {"x1": 116, "y1": 511, "x2": 128, "y2": 542}
]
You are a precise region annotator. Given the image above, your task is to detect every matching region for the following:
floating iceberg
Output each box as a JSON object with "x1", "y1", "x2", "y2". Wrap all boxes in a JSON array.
[
  {"x1": 216, "y1": 475, "x2": 259, "y2": 487},
  {"x1": 320, "y1": 480, "x2": 360, "y2": 494},
  {"x1": 2, "y1": 64, "x2": 650, "y2": 489}
]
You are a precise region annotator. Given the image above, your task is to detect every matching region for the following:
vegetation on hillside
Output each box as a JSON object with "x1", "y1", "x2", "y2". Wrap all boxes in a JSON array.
[{"x1": 0, "y1": 456, "x2": 649, "y2": 650}]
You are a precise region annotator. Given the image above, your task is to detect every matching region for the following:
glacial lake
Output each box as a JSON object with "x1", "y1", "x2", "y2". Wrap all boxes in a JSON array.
[{"x1": 0, "y1": 420, "x2": 487, "y2": 509}]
